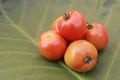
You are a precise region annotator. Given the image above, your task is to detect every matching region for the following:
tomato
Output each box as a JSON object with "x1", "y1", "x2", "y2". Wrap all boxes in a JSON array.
[
  {"x1": 39, "y1": 30, "x2": 67, "y2": 61},
  {"x1": 52, "y1": 16, "x2": 62, "y2": 33},
  {"x1": 52, "y1": 10, "x2": 87, "y2": 41},
  {"x1": 85, "y1": 23, "x2": 108, "y2": 50},
  {"x1": 64, "y1": 40, "x2": 98, "y2": 72}
]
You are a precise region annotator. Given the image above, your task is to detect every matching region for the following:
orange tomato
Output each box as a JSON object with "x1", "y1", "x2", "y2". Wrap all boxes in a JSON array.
[{"x1": 64, "y1": 40, "x2": 98, "y2": 72}]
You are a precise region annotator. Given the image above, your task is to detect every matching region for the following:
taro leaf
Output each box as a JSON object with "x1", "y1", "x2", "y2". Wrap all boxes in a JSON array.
[{"x1": 0, "y1": 0, "x2": 120, "y2": 80}]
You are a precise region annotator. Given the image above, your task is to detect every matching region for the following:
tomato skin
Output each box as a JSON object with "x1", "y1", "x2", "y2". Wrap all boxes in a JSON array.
[
  {"x1": 39, "y1": 30, "x2": 67, "y2": 61},
  {"x1": 64, "y1": 40, "x2": 98, "y2": 72},
  {"x1": 85, "y1": 23, "x2": 108, "y2": 50},
  {"x1": 53, "y1": 10, "x2": 87, "y2": 41},
  {"x1": 52, "y1": 16, "x2": 62, "y2": 33}
]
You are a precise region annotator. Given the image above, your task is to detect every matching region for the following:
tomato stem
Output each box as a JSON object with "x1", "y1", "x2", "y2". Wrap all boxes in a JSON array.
[
  {"x1": 87, "y1": 22, "x2": 92, "y2": 30},
  {"x1": 84, "y1": 56, "x2": 92, "y2": 64},
  {"x1": 63, "y1": 12, "x2": 70, "y2": 20}
]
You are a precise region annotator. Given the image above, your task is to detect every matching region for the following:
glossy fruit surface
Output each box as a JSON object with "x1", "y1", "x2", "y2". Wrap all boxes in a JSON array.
[
  {"x1": 52, "y1": 16, "x2": 62, "y2": 33},
  {"x1": 64, "y1": 40, "x2": 98, "y2": 72},
  {"x1": 85, "y1": 23, "x2": 108, "y2": 50},
  {"x1": 39, "y1": 30, "x2": 67, "y2": 61},
  {"x1": 52, "y1": 10, "x2": 87, "y2": 41}
]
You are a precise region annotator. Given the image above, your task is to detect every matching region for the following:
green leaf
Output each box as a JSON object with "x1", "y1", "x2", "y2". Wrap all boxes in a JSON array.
[{"x1": 0, "y1": 0, "x2": 120, "y2": 80}]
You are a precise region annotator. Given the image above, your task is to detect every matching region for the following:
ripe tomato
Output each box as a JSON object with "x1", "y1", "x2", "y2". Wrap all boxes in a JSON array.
[
  {"x1": 52, "y1": 16, "x2": 62, "y2": 33},
  {"x1": 52, "y1": 10, "x2": 87, "y2": 41},
  {"x1": 85, "y1": 23, "x2": 108, "y2": 50},
  {"x1": 39, "y1": 30, "x2": 67, "y2": 61},
  {"x1": 64, "y1": 40, "x2": 98, "y2": 72}
]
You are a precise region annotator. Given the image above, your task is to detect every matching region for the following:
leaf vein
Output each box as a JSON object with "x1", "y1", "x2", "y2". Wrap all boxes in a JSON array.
[
  {"x1": 105, "y1": 2, "x2": 115, "y2": 26},
  {"x1": 18, "y1": 0, "x2": 28, "y2": 25},
  {"x1": 0, "y1": 37, "x2": 29, "y2": 41},
  {"x1": 35, "y1": 0, "x2": 51, "y2": 38},
  {"x1": 104, "y1": 44, "x2": 120, "y2": 80},
  {"x1": 0, "y1": 51, "x2": 38, "y2": 55},
  {"x1": 0, "y1": 65, "x2": 63, "y2": 74},
  {"x1": 0, "y1": 4, "x2": 38, "y2": 47}
]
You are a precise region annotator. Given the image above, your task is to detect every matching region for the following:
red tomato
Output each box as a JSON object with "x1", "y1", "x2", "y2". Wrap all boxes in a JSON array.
[
  {"x1": 52, "y1": 10, "x2": 87, "y2": 41},
  {"x1": 64, "y1": 40, "x2": 98, "y2": 72},
  {"x1": 39, "y1": 30, "x2": 67, "y2": 61},
  {"x1": 85, "y1": 23, "x2": 108, "y2": 50}
]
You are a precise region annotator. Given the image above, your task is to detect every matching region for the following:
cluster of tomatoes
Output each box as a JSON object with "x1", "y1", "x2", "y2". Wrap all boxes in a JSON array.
[{"x1": 38, "y1": 10, "x2": 108, "y2": 72}]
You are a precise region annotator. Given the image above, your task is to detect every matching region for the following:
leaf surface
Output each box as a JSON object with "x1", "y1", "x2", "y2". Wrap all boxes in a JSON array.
[{"x1": 0, "y1": 0, "x2": 120, "y2": 80}]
